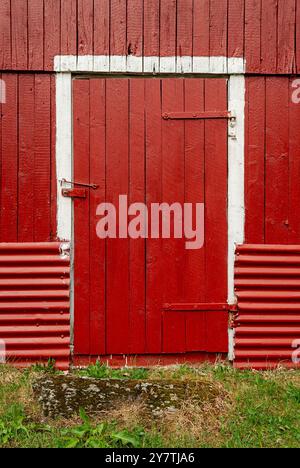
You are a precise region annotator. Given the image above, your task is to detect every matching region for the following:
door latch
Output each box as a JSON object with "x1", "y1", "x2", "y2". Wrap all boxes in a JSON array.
[
  {"x1": 62, "y1": 188, "x2": 87, "y2": 199},
  {"x1": 228, "y1": 111, "x2": 237, "y2": 139},
  {"x1": 60, "y1": 178, "x2": 99, "y2": 190}
]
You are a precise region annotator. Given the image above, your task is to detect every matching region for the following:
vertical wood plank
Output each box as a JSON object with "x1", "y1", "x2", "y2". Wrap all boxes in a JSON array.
[
  {"x1": 0, "y1": 75, "x2": 18, "y2": 241},
  {"x1": 0, "y1": 0, "x2": 12, "y2": 69},
  {"x1": 28, "y1": 0, "x2": 44, "y2": 70},
  {"x1": 61, "y1": 0, "x2": 77, "y2": 56},
  {"x1": 261, "y1": 0, "x2": 278, "y2": 73},
  {"x1": 204, "y1": 78, "x2": 228, "y2": 352},
  {"x1": 245, "y1": 77, "x2": 266, "y2": 243},
  {"x1": 89, "y1": 79, "x2": 106, "y2": 355},
  {"x1": 277, "y1": 0, "x2": 296, "y2": 74},
  {"x1": 0, "y1": 73, "x2": 1, "y2": 241},
  {"x1": 127, "y1": 0, "x2": 143, "y2": 56},
  {"x1": 209, "y1": 0, "x2": 228, "y2": 57},
  {"x1": 204, "y1": 79, "x2": 228, "y2": 303},
  {"x1": 265, "y1": 77, "x2": 289, "y2": 243},
  {"x1": 18, "y1": 75, "x2": 35, "y2": 241},
  {"x1": 184, "y1": 79, "x2": 206, "y2": 352},
  {"x1": 228, "y1": 0, "x2": 245, "y2": 57},
  {"x1": 128, "y1": 79, "x2": 146, "y2": 353},
  {"x1": 34, "y1": 75, "x2": 51, "y2": 241},
  {"x1": 145, "y1": 79, "x2": 163, "y2": 353},
  {"x1": 177, "y1": 0, "x2": 193, "y2": 56},
  {"x1": 78, "y1": 0, "x2": 94, "y2": 55},
  {"x1": 244, "y1": 0, "x2": 261, "y2": 73},
  {"x1": 50, "y1": 75, "x2": 57, "y2": 240},
  {"x1": 193, "y1": 0, "x2": 210, "y2": 57},
  {"x1": 143, "y1": 0, "x2": 159, "y2": 57},
  {"x1": 44, "y1": 0, "x2": 61, "y2": 71},
  {"x1": 106, "y1": 79, "x2": 129, "y2": 354},
  {"x1": 73, "y1": 79, "x2": 91, "y2": 355},
  {"x1": 160, "y1": 0, "x2": 177, "y2": 57},
  {"x1": 11, "y1": 0, "x2": 28, "y2": 70},
  {"x1": 289, "y1": 76, "x2": 300, "y2": 243},
  {"x1": 94, "y1": 0, "x2": 110, "y2": 55},
  {"x1": 161, "y1": 79, "x2": 186, "y2": 353},
  {"x1": 110, "y1": 0, "x2": 127, "y2": 56},
  {"x1": 297, "y1": 1, "x2": 300, "y2": 73}
]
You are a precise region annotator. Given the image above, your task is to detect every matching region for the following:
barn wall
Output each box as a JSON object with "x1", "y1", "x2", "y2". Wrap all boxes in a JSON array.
[
  {"x1": 245, "y1": 76, "x2": 300, "y2": 244},
  {"x1": 1, "y1": 2, "x2": 300, "y2": 243},
  {"x1": 0, "y1": 73, "x2": 57, "y2": 242},
  {"x1": 0, "y1": 0, "x2": 299, "y2": 75}
]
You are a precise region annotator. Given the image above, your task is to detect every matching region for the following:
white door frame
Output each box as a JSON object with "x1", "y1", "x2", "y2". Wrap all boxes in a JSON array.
[{"x1": 55, "y1": 55, "x2": 246, "y2": 355}]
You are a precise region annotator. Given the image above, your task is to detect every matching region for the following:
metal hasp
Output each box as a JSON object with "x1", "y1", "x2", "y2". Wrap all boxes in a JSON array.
[
  {"x1": 60, "y1": 178, "x2": 99, "y2": 190},
  {"x1": 62, "y1": 188, "x2": 87, "y2": 199},
  {"x1": 162, "y1": 110, "x2": 237, "y2": 139},
  {"x1": 60, "y1": 178, "x2": 99, "y2": 199}
]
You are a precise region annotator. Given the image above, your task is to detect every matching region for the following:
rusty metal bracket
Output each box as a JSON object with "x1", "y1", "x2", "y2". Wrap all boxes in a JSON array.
[
  {"x1": 62, "y1": 188, "x2": 87, "y2": 199},
  {"x1": 60, "y1": 178, "x2": 99, "y2": 190},
  {"x1": 162, "y1": 111, "x2": 232, "y2": 120},
  {"x1": 163, "y1": 303, "x2": 233, "y2": 312}
]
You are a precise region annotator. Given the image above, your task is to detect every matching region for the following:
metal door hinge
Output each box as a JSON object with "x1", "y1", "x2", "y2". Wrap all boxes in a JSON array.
[{"x1": 162, "y1": 111, "x2": 231, "y2": 120}]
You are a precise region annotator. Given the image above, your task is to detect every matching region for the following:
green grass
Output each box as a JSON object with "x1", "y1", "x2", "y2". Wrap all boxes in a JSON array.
[
  {"x1": 78, "y1": 361, "x2": 149, "y2": 380},
  {"x1": 0, "y1": 363, "x2": 300, "y2": 448}
]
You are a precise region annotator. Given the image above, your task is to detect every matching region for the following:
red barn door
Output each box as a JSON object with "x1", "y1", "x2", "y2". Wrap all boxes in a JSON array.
[{"x1": 72, "y1": 78, "x2": 228, "y2": 356}]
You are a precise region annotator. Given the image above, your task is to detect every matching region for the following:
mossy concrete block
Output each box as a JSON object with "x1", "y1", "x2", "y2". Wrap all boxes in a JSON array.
[{"x1": 33, "y1": 374, "x2": 221, "y2": 418}]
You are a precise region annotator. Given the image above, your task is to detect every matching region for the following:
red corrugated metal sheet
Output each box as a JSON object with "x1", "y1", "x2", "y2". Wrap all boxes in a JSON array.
[
  {"x1": 234, "y1": 244, "x2": 300, "y2": 369},
  {"x1": 0, "y1": 242, "x2": 70, "y2": 370}
]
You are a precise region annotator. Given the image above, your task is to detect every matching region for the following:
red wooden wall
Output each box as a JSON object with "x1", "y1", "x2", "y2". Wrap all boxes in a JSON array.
[
  {"x1": 0, "y1": 73, "x2": 57, "y2": 242},
  {"x1": 245, "y1": 76, "x2": 300, "y2": 245},
  {"x1": 0, "y1": 0, "x2": 299, "y2": 74},
  {"x1": 1, "y1": 3, "x2": 300, "y2": 245}
]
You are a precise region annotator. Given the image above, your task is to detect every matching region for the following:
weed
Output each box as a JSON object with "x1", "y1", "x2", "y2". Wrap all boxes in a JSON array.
[
  {"x1": 56, "y1": 409, "x2": 144, "y2": 449},
  {"x1": 78, "y1": 361, "x2": 149, "y2": 380}
]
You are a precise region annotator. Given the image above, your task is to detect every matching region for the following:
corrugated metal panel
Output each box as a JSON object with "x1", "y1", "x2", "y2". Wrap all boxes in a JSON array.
[
  {"x1": 234, "y1": 244, "x2": 300, "y2": 369},
  {"x1": 0, "y1": 242, "x2": 70, "y2": 370}
]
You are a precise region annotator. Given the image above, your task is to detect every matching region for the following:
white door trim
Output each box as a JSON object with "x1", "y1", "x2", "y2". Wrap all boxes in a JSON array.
[{"x1": 55, "y1": 55, "x2": 245, "y2": 321}]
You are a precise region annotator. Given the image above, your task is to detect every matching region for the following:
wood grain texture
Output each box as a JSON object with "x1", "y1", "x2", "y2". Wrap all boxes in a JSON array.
[
  {"x1": 78, "y1": 0, "x2": 94, "y2": 56},
  {"x1": 72, "y1": 77, "x2": 228, "y2": 356},
  {"x1": 0, "y1": 74, "x2": 55, "y2": 243},
  {"x1": 28, "y1": 0, "x2": 44, "y2": 70},
  {"x1": 245, "y1": 76, "x2": 300, "y2": 246},
  {"x1": 0, "y1": 1, "x2": 299, "y2": 73},
  {"x1": 265, "y1": 77, "x2": 289, "y2": 244},
  {"x1": 193, "y1": 0, "x2": 209, "y2": 58},
  {"x1": 244, "y1": 0, "x2": 261, "y2": 73},
  {"x1": 44, "y1": 0, "x2": 61, "y2": 71},
  {"x1": 73, "y1": 79, "x2": 91, "y2": 355},
  {"x1": 61, "y1": 0, "x2": 77, "y2": 56},
  {"x1": 0, "y1": 0, "x2": 11, "y2": 69},
  {"x1": 244, "y1": 77, "x2": 266, "y2": 244}
]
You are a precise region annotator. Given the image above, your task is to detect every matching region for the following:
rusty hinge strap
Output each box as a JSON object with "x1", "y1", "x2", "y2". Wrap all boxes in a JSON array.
[
  {"x1": 163, "y1": 303, "x2": 232, "y2": 312},
  {"x1": 162, "y1": 111, "x2": 232, "y2": 120}
]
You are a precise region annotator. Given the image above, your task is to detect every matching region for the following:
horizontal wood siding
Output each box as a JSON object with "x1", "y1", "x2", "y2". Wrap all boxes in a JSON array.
[{"x1": 0, "y1": 0, "x2": 299, "y2": 74}]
